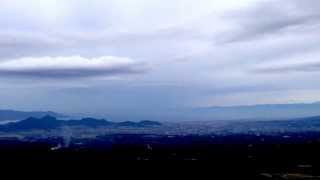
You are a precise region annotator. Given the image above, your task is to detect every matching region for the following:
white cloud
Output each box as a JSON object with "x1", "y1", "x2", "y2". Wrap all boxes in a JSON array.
[{"x1": 0, "y1": 56, "x2": 147, "y2": 79}]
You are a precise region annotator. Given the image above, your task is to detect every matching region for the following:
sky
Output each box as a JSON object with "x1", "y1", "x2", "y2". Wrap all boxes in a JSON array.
[{"x1": 0, "y1": 0, "x2": 320, "y2": 120}]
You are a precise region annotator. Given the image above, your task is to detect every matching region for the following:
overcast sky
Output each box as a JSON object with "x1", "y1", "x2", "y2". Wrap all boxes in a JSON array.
[{"x1": 0, "y1": 0, "x2": 320, "y2": 119}]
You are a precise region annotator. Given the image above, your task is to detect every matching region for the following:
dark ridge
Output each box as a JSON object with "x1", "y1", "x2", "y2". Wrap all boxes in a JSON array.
[
  {"x1": 0, "y1": 116, "x2": 162, "y2": 132},
  {"x1": 139, "y1": 120, "x2": 162, "y2": 126}
]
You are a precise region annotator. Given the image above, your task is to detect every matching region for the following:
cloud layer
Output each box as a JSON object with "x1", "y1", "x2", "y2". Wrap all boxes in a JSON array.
[
  {"x1": 219, "y1": 0, "x2": 320, "y2": 43},
  {"x1": 1, "y1": 0, "x2": 320, "y2": 117},
  {"x1": 0, "y1": 56, "x2": 146, "y2": 79}
]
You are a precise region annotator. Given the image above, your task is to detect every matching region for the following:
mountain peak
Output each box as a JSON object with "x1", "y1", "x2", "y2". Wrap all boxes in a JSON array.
[{"x1": 41, "y1": 115, "x2": 57, "y2": 121}]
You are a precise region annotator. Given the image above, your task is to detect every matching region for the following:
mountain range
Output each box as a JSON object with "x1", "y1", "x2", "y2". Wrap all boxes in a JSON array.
[
  {"x1": 0, "y1": 116, "x2": 162, "y2": 132},
  {"x1": 1, "y1": 114, "x2": 320, "y2": 135},
  {"x1": 2, "y1": 101, "x2": 320, "y2": 123},
  {"x1": 220, "y1": 115, "x2": 320, "y2": 134},
  {"x1": 187, "y1": 102, "x2": 320, "y2": 120}
]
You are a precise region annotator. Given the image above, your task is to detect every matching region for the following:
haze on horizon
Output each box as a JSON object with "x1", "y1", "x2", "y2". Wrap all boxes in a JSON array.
[{"x1": 0, "y1": 0, "x2": 320, "y2": 120}]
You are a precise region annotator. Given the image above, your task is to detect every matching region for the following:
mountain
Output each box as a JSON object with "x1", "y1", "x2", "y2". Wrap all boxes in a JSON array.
[
  {"x1": 223, "y1": 116, "x2": 320, "y2": 134},
  {"x1": 0, "y1": 110, "x2": 65, "y2": 121},
  {"x1": 111, "y1": 102, "x2": 320, "y2": 121},
  {"x1": 65, "y1": 118, "x2": 113, "y2": 127},
  {"x1": 0, "y1": 116, "x2": 162, "y2": 132},
  {"x1": 1, "y1": 116, "x2": 64, "y2": 131},
  {"x1": 188, "y1": 103, "x2": 320, "y2": 120},
  {"x1": 139, "y1": 120, "x2": 162, "y2": 126}
]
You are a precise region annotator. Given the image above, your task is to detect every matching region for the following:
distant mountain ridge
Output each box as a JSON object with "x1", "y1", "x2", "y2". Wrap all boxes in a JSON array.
[
  {"x1": 0, "y1": 110, "x2": 65, "y2": 121},
  {"x1": 0, "y1": 116, "x2": 162, "y2": 132},
  {"x1": 189, "y1": 102, "x2": 320, "y2": 120},
  {"x1": 223, "y1": 115, "x2": 320, "y2": 134}
]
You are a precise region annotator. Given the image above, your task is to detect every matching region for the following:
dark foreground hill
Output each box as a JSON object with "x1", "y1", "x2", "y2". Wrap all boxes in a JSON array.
[{"x1": 0, "y1": 133, "x2": 320, "y2": 179}]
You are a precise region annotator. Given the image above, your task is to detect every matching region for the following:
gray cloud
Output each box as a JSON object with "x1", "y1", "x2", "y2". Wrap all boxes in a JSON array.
[
  {"x1": 0, "y1": 66, "x2": 146, "y2": 79},
  {"x1": 0, "y1": 31, "x2": 74, "y2": 61},
  {"x1": 220, "y1": 0, "x2": 320, "y2": 43},
  {"x1": 253, "y1": 62, "x2": 320, "y2": 74}
]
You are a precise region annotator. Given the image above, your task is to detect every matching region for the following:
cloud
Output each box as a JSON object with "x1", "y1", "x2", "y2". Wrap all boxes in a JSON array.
[
  {"x1": 219, "y1": 0, "x2": 320, "y2": 44},
  {"x1": 0, "y1": 56, "x2": 147, "y2": 79},
  {"x1": 253, "y1": 62, "x2": 320, "y2": 74},
  {"x1": 2, "y1": 0, "x2": 320, "y2": 114},
  {"x1": 250, "y1": 50, "x2": 320, "y2": 74}
]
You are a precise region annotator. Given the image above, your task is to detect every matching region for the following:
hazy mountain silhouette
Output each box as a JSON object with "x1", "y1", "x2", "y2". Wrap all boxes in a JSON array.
[
  {"x1": 224, "y1": 115, "x2": 320, "y2": 133},
  {"x1": 0, "y1": 110, "x2": 65, "y2": 121},
  {"x1": 189, "y1": 102, "x2": 320, "y2": 120}
]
